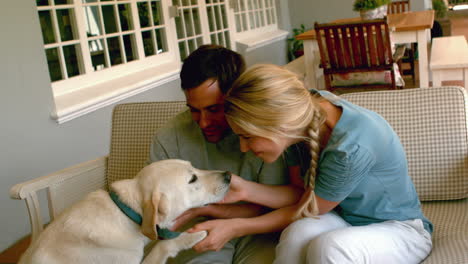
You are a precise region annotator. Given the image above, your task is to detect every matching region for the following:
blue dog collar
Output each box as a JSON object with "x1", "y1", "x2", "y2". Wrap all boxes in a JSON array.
[{"x1": 109, "y1": 191, "x2": 180, "y2": 240}]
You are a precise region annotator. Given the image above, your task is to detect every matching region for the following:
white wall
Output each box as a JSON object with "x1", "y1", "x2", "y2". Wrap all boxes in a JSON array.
[{"x1": 0, "y1": 1, "x2": 289, "y2": 251}]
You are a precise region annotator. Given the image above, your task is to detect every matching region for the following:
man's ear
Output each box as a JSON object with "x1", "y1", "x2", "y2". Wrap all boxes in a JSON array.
[{"x1": 141, "y1": 191, "x2": 160, "y2": 240}]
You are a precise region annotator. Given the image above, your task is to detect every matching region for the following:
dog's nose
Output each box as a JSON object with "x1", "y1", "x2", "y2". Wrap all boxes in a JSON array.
[{"x1": 223, "y1": 171, "x2": 232, "y2": 183}]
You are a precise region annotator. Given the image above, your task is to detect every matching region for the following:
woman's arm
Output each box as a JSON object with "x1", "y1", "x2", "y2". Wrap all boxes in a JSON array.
[
  {"x1": 188, "y1": 187, "x2": 341, "y2": 252},
  {"x1": 220, "y1": 169, "x2": 304, "y2": 209}
]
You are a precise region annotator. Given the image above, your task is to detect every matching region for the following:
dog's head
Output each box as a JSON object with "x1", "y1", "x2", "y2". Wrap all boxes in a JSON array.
[{"x1": 136, "y1": 159, "x2": 231, "y2": 240}]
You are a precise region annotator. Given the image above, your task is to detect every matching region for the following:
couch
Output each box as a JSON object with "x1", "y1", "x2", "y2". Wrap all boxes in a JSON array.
[{"x1": 10, "y1": 86, "x2": 468, "y2": 263}]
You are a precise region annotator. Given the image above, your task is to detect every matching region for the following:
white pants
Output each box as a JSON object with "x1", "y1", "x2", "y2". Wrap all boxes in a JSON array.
[{"x1": 274, "y1": 212, "x2": 432, "y2": 264}]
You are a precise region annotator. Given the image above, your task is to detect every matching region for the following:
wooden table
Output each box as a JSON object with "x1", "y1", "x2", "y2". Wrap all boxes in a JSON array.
[{"x1": 296, "y1": 10, "x2": 434, "y2": 89}]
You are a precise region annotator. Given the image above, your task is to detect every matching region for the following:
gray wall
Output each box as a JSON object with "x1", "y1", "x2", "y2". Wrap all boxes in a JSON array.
[{"x1": 0, "y1": 0, "x2": 289, "y2": 251}]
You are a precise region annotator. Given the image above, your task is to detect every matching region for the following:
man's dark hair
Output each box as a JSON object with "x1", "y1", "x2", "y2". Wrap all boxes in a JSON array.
[{"x1": 180, "y1": 45, "x2": 246, "y2": 94}]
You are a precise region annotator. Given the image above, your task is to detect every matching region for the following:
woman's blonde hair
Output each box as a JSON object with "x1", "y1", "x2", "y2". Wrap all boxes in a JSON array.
[{"x1": 225, "y1": 64, "x2": 326, "y2": 218}]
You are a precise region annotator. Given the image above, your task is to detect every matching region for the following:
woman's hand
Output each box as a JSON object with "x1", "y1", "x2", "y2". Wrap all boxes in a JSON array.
[
  {"x1": 187, "y1": 218, "x2": 242, "y2": 252},
  {"x1": 217, "y1": 174, "x2": 248, "y2": 204}
]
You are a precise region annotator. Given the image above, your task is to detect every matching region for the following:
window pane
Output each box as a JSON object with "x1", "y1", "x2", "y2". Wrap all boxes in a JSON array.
[
  {"x1": 102, "y1": 5, "x2": 118, "y2": 34},
  {"x1": 217, "y1": 32, "x2": 224, "y2": 45},
  {"x1": 239, "y1": 0, "x2": 246, "y2": 11},
  {"x1": 193, "y1": 8, "x2": 201, "y2": 35},
  {"x1": 85, "y1": 6, "x2": 103, "y2": 37},
  {"x1": 151, "y1": 1, "x2": 163, "y2": 26},
  {"x1": 142, "y1": 30, "x2": 155, "y2": 56},
  {"x1": 89, "y1": 39, "x2": 107, "y2": 71},
  {"x1": 197, "y1": 37, "x2": 203, "y2": 46},
  {"x1": 45, "y1": 48, "x2": 62, "y2": 81},
  {"x1": 107, "y1": 36, "x2": 122, "y2": 66},
  {"x1": 56, "y1": 9, "x2": 75, "y2": 42},
  {"x1": 183, "y1": 9, "x2": 193, "y2": 37},
  {"x1": 188, "y1": 38, "x2": 196, "y2": 53},
  {"x1": 138, "y1": 2, "x2": 150, "y2": 28},
  {"x1": 118, "y1": 4, "x2": 133, "y2": 32},
  {"x1": 175, "y1": 16, "x2": 185, "y2": 38},
  {"x1": 38, "y1": 10, "x2": 56, "y2": 44},
  {"x1": 214, "y1": 5, "x2": 221, "y2": 30},
  {"x1": 37, "y1": 0, "x2": 49, "y2": 6},
  {"x1": 210, "y1": 33, "x2": 216, "y2": 44},
  {"x1": 235, "y1": 14, "x2": 241, "y2": 32},
  {"x1": 54, "y1": 0, "x2": 70, "y2": 4},
  {"x1": 207, "y1": 6, "x2": 214, "y2": 32},
  {"x1": 123, "y1": 34, "x2": 137, "y2": 62},
  {"x1": 249, "y1": 12, "x2": 255, "y2": 29},
  {"x1": 155, "y1": 28, "x2": 168, "y2": 54},
  {"x1": 221, "y1": 5, "x2": 227, "y2": 29},
  {"x1": 242, "y1": 13, "x2": 247, "y2": 31},
  {"x1": 63, "y1": 44, "x2": 80, "y2": 78},
  {"x1": 178, "y1": 41, "x2": 187, "y2": 60},
  {"x1": 82, "y1": 0, "x2": 98, "y2": 3},
  {"x1": 224, "y1": 31, "x2": 230, "y2": 48}
]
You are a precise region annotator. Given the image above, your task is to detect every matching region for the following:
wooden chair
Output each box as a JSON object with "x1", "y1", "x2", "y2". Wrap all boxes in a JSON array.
[
  {"x1": 387, "y1": 0, "x2": 410, "y2": 14},
  {"x1": 388, "y1": 0, "x2": 416, "y2": 84},
  {"x1": 315, "y1": 18, "x2": 401, "y2": 91}
]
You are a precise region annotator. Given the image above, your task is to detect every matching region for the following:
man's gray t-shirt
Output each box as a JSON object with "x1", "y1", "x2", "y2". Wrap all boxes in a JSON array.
[{"x1": 149, "y1": 110, "x2": 288, "y2": 185}]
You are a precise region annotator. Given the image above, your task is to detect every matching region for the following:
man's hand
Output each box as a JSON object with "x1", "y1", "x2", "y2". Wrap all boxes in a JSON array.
[
  {"x1": 187, "y1": 219, "x2": 242, "y2": 252},
  {"x1": 171, "y1": 206, "x2": 208, "y2": 231}
]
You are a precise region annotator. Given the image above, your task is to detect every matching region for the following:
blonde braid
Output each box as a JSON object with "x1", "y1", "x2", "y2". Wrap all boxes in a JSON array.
[{"x1": 297, "y1": 105, "x2": 326, "y2": 219}]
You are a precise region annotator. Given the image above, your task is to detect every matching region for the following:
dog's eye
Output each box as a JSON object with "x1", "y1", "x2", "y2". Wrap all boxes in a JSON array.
[{"x1": 189, "y1": 174, "x2": 198, "y2": 184}]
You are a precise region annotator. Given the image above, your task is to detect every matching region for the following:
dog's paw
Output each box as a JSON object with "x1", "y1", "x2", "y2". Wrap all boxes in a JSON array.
[{"x1": 177, "y1": 231, "x2": 207, "y2": 249}]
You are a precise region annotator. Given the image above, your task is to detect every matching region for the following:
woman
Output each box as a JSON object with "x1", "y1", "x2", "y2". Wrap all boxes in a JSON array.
[{"x1": 221, "y1": 64, "x2": 433, "y2": 263}]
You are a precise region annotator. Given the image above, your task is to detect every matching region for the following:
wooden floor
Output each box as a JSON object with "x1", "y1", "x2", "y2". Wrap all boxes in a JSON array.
[{"x1": 1, "y1": 8, "x2": 467, "y2": 264}]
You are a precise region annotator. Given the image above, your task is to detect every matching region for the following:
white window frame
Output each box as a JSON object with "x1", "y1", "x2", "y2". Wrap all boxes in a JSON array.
[
  {"x1": 228, "y1": 0, "x2": 288, "y2": 53},
  {"x1": 37, "y1": 0, "x2": 285, "y2": 123}
]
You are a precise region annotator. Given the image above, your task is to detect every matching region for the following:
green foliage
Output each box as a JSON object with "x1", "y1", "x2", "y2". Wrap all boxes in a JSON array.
[
  {"x1": 432, "y1": 0, "x2": 448, "y2": 19},
  {"x1": 353, "y1": 0, "x2": 391, "y2": 11},
  {"x1": 287, "y1": 24, "x2": 306, "y2": 62}
]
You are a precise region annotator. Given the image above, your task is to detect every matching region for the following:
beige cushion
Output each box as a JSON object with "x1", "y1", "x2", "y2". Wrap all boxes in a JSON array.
[
  {"x1": 341, "y1": 87, "x2": 468, "y2": 201},
  {"x1": 421, "y1": 199, "x2": 468, "y2": 263},
  {"x1": 107, "y1": 101, "x2": 187, "y2": 186}
]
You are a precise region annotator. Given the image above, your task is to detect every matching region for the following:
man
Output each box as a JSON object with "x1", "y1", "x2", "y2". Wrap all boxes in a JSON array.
[{"x1": 148, "y1": 45, "x2": 288, "y2": 263}]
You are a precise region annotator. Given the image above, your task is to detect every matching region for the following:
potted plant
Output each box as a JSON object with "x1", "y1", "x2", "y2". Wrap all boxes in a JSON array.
[
  {"x1": 432, "y1": 0, "x2": 451, "y2": 37},
  {"x1": 287, "y1": 24, "x2": 307, "y2": 62},
  {"x1": 353, "y1": 0, "x2": 391, "y2": 20}
]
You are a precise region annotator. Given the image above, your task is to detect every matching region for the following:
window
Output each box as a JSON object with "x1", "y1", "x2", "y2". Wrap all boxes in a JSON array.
[
  {"x1": 171, "y1": 0, "x2": 233, "y2": 60},
  {"x1": 35, "y1": 0, "x2": 285, "y2": 123},
  {"x1": 233, "y1": 0, "x2": 277, "y2": 33}
]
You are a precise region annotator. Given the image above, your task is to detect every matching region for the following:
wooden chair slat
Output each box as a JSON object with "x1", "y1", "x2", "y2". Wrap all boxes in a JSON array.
[
  {"x1": 376, "y1": 24, "x2": 386, "y2": 65},
  {"x1": 324, "y1": 28, "x2": 338, "y2": 69},
  {"x1": 349, "y1": 26, "x2": 362, "y2": 67}
]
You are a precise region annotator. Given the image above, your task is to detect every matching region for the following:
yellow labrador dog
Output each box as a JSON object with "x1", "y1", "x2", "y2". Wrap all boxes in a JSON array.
[{"x1": 19, "y1": 159, "x2": 231, "y2": 264}]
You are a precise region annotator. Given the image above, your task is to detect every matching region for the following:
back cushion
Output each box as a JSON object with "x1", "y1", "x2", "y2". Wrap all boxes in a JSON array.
[
  {"x1": 341, "y1": 87, "x2": 468, "y2": 201},
  {"x1": 107, "y1": 101, "x2": 187, "y2": 187}
]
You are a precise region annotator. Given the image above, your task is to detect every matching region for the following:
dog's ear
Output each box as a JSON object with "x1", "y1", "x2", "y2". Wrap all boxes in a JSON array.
[{"x1": 141, "y1": 190, "x2": 160, "y2": 240}]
